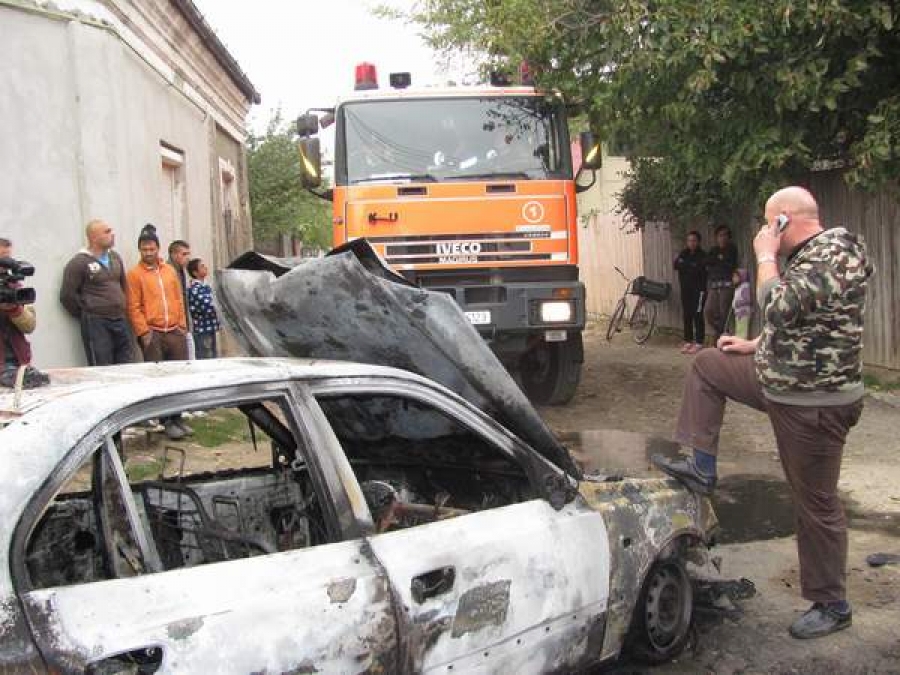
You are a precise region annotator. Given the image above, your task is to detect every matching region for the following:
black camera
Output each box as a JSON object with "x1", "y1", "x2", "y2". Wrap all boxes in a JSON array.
[{"x1": 0, "y1": 257, "x2": 36, "y2": 305}]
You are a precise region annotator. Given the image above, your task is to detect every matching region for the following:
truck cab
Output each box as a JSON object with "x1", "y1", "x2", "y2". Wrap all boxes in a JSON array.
[{"x1": 299, "y1": 68, "x2": 597, "y2": 405}]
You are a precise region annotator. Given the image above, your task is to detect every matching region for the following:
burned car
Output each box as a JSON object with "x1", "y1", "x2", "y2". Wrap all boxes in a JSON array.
[
  {"x1": 1, "y1": 359, "x2": 715, "y2": 674},
  {"x1": 0, "y1": 244, "x2": 716, "y2": 674}
]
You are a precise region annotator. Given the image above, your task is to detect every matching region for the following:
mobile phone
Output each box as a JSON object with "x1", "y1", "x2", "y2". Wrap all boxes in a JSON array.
[{"x1": 776, "y1": 213, "x2": 790, "y2": 233}]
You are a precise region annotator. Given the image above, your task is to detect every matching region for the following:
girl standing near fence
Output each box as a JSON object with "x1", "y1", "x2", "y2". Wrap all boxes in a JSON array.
[{"x1": 673, "y1": 230, "x2": 707, "y2": 354}]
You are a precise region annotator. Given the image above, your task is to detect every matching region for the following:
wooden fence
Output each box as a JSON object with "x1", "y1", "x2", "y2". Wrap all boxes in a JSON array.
[
  {"x1": 809, "y1": 171, "x2": 899, "y2": 370},
  {"x1": 576, "y1": 156, "x2": 645, "y2": 318},
  {"x1": 638, "y1": 170, "x2": 899, "y2": 370}
]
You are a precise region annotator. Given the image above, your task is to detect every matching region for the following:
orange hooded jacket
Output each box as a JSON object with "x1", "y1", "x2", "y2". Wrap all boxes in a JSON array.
[{"x1": 126, "y1": 259, "x2": 187, "y2": 336}]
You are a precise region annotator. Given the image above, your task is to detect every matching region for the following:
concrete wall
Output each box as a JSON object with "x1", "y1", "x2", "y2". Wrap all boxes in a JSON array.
[{"x1": 0, "y1": 2, "x2": 252, "y2": 367}]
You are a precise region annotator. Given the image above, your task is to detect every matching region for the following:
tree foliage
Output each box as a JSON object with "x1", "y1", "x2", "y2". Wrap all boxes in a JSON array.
[
  {"x1": 247, "y1": 112, "x2": 331, "y2": 249},
  {"x1": 402, "y1": 0, "x2": 900, "y2": 229}
]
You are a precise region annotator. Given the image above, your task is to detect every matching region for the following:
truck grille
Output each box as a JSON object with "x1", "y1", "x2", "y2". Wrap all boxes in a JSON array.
[{"x1": 367, "y1": 231, "x2": 557, "y2": 266}]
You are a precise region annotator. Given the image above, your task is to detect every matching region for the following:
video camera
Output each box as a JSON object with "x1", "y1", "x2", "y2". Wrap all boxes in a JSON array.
[{"x1": 0, "y1": 257, "x2": 36, "y2": 305}]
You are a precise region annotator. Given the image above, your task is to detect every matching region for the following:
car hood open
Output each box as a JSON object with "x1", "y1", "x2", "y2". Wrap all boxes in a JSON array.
[{"x1": 216, "y1": 240, "x2": 579, "y2": 478}]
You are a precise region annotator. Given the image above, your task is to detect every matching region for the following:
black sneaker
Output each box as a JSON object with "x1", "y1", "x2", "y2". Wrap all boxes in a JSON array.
[
  {"x1": 789, "y1": 603, "x2": 852, "y2": 639},
  {"x1": 651, "y1": 454, "x2": 717, "y2": 496}
]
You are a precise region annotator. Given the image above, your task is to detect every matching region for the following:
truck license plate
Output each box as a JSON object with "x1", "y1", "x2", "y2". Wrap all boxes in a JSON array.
[
  {"x1": 465, "y1": 311, "x2": 492, "y2": 326},
  {"x1": 544, "y1": 330, "x2": 567, "y2": 342}
]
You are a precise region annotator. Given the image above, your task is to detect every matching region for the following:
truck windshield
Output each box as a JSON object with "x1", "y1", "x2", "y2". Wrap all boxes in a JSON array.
[{"x1": 337, "y1": 96, "x2": 571, "y2": 185}]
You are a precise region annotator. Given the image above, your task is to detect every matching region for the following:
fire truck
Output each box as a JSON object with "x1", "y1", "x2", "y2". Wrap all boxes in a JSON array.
[{"x1": 297, "y1": 65, "x2": 601, "y2": 405}]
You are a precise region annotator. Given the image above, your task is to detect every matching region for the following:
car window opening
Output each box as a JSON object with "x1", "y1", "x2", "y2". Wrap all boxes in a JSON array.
[
  {"x1": 316, "y1": 394, "x2": 535, "y2": 533},
  {"x1": 25, "y1": 400, "x2": 329, "y2": 589}
]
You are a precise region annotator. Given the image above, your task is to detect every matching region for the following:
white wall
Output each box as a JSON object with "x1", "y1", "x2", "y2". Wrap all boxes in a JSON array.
[{"x1": 0, "y1": 8, "x2": 224, "y2": 367}]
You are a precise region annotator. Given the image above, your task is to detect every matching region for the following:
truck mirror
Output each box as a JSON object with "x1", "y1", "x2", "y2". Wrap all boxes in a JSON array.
[
  {"x1": 580, "y1": 131, "x2": 602, "y2": 170},
  {"x1": 297, "y1": 113, "x2": 319, "y2": 138},
  {"x1": 299, "y1": 138, "x2": 322, "y2": 189},
  {"x1": 320, "y1": 112, "x2": 336, "y2": 129}
]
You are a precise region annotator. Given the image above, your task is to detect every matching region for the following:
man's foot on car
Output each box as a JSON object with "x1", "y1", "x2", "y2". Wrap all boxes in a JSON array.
[
  {"x1": 789, "y1": 602, "x2": 852, "y2": 639},
  {"x1": 651, "y1": 454, "x2": 716, "y2": 495},
  {"x1": 164, "y1": 421, "x2": 186, "y2": 441}
]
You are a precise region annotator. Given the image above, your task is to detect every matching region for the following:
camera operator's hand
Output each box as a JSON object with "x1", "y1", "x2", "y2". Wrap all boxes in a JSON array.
[
  {"x1": 0, "y1": 303, "x2": 20, "y2": 314},
  {"x1": 718, "y1": 334, "x2": 760, "y2": 354}
]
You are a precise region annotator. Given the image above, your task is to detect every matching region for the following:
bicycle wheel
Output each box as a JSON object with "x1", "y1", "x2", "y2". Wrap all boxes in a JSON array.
[
  {"x1": 606, "y1": 297, "x2": 628, "y2": 341},
  {"x1": 631, "y1": 299, "x2": 657, "y2": 344}
]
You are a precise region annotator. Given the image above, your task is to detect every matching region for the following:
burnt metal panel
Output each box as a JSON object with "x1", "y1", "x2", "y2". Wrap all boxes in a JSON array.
[{"x1": 218, "y1": 240, "x2": 580, "y2": 478}]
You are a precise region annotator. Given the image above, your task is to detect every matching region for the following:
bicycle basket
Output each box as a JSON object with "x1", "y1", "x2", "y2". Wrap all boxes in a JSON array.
[{"x1": 633, "y1": 276, "x2": 671, "y2": 301}]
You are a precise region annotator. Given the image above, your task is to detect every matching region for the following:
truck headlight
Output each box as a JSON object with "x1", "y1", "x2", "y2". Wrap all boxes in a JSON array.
[{"x1": 540, "y1": 301, "x2": 573, "y2": 323}]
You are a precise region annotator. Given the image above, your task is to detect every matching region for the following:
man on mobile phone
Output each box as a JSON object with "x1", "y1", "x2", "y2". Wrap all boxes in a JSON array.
[{"x1": 653, "y1": 186, "x2": 873, "y2": 640}]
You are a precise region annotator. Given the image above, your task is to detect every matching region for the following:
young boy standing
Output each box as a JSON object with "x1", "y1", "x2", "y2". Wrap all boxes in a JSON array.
[{"x1": 187, "y1": 258, "x2": 220, "y2": 359}]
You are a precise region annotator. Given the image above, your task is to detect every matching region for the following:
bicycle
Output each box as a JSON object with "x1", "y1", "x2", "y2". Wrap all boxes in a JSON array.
[{"x1": 605, "y1": 266, "x2": 672, "y2": 344}]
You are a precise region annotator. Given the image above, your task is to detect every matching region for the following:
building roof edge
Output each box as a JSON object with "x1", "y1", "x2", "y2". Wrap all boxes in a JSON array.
[{"x1": 170, "y1": 0, "x2": 261, "y2": 105}]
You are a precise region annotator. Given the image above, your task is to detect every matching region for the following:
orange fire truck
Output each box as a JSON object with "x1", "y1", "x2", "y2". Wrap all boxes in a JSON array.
[{"x1": 297, "y1": 65, "x2": 600, "y2": 404}]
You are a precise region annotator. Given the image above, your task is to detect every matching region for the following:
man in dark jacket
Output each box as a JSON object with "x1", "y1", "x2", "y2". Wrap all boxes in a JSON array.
[
  {"x1": 168, "y1": 239, "x2": 194, "y2": 356},
  {"x1": 673, "y1": 230, "x2": 707, "y2": 353},
  {"x1": 703, "y1": 225, "x2": 739, "y2": 342},
  {"x1": 60, "y1": 220, "x2": 134, "y2": 366}
]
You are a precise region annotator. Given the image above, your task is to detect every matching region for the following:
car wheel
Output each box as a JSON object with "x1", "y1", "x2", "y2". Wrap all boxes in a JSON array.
[{"x1": 629, "y1": 558, "x2": 693, "y2": 664}]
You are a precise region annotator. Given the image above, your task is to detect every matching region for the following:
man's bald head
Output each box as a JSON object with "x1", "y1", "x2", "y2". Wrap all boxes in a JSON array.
[
  {"x1": 765, "y1": 186, "x2": 819, "y2": 222},
  {"x1": 85, "y1": 219, "x2": 115, "y2": 252},
  {"x1": 764, "y1": 186, "x2": 823, "y2": 253}
]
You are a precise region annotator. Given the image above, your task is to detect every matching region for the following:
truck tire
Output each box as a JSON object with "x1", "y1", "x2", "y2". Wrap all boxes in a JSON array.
[{"x1": 519, "y1": 333, "x2": 583, "y2": 406}]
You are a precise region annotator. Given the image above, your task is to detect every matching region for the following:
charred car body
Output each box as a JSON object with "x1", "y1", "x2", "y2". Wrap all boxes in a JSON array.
[{"x1": 0, "y1": 244, "x2": 716, "y2": 674}]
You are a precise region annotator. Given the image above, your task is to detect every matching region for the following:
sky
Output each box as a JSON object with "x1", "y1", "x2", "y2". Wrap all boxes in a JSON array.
[{"x1": 191, "y1": 0, "x2": 469, "y2": 139}]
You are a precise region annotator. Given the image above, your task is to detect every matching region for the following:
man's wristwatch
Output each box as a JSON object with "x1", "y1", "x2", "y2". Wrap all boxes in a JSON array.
[{"x1": 757, "y1": 254, "x2": 777, "y2": 264}]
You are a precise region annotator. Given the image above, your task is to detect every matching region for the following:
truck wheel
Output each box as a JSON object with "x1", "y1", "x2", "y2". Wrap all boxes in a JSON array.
[
  {"x1": 628, "y1": 558, "x2": 694, "y2": 664},
  {"x1": 519, "y1": 333, "x2": 583, "y2": 406}
]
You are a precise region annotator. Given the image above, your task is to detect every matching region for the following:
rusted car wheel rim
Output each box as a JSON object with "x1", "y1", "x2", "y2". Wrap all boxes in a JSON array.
[{"x1": 643, "y1": 560, "x2": 692, "y2": 653}]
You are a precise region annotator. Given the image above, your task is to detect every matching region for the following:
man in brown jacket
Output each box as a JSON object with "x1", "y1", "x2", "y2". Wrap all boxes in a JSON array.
[
  {"x1": 126, "y1": 224, "x2": 191, "y2": 439},
  {"x1": 60, "y1": 220, "x2": 134, "y2": 366}
]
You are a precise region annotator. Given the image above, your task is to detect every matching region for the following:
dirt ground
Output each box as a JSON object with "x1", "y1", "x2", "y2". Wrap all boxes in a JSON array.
[{"x1": 540, "y1": 322, "x2": 900, "y2": 675}]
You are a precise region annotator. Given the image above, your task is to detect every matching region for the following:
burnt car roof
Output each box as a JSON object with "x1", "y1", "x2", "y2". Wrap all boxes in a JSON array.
[{"x1": 217, "y1": 240, "x2": 580, "y2": 477}]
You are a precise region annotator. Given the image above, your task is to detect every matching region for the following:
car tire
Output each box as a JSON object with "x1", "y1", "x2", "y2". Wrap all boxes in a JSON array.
[
  {"x1": 519, "y1": 333, "x2": 583, "y2": 406},
  {"x1": 628, "y1": 557, "x2": 694, "y2": 664}
]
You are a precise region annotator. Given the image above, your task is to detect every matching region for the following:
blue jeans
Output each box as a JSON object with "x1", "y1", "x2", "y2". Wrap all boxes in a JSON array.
[{"x1": 194, "y1": 331, "x2": 217, "y2": 359}]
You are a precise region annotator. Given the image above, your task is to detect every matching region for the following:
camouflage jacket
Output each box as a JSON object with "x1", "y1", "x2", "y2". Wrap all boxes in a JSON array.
[{"x1": 755, "y1": 227, "x2": 873, "y2": 405}]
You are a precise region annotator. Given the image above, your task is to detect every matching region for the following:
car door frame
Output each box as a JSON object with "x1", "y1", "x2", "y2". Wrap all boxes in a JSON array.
[
  {"x1": 305, "y1": 374, "x2": 611, "y2": 674},
  {"x1": 11, "y1": 378, "x2": 400, "y2": 674}
]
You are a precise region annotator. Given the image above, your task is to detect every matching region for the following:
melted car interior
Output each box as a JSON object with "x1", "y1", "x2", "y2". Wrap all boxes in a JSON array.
[
  {"x1": 316, "y1": 394, "x2": 534, "y2": 531},
  {"x1": 25, "y1": 390, "x2": 535, "y2": 590},
  {"x1": 25, "y1": 399, "x2": 325, "y2": 589}
]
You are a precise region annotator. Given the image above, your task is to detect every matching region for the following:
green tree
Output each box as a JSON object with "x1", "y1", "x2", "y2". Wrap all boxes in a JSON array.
[
  {"x1": 401, "y1": 0, "x2": 900, "y2": 229},
  {"x1": 247, "y1": 112, "x2": 331, "y2": 249}
]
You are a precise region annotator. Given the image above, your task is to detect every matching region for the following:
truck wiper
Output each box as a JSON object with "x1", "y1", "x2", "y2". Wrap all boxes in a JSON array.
[
  {"x1": 351, "y1": 173, "x2": 438, "y2": 184},
  {"x1": 447, "y1": 172, "x2": 533, "y2": 181}
]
